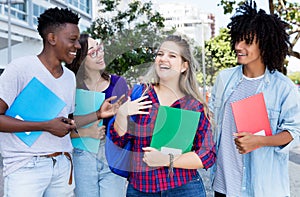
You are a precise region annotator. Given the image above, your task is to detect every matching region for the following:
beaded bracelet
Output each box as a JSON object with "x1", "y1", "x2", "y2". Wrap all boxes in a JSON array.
[{"x1": 168, "y1": 153, "x2": 174, "y2": 178}]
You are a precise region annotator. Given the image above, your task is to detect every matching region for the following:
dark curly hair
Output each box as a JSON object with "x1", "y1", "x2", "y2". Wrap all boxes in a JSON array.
[
  {"x1": 37, "y1": 7, "x2": 80, "y2": 42},
  {"x1": 227, "y1": 0, "x2": 290, "y2": 73}
]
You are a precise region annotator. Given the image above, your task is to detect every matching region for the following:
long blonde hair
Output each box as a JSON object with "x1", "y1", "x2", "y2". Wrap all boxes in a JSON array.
[{"x1": 143, "y1": 35, "x2": 210, "y2": 118}]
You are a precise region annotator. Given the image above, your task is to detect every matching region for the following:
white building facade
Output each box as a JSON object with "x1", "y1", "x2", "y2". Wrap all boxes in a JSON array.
[
  {"x1": 0, "y1": 0, "x2": 95, "y2": 67},
  {"x1": 154, "y1": 2, "x2": 215, "y2": 46}
]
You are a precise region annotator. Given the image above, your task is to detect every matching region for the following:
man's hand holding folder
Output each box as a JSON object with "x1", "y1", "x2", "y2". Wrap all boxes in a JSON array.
[
  {"x1": 234, "y1": 132, "x2": 264, "y2": 154},
  {"x1": 4, "y1": 77, "x2": 70, "y2": 146},
  {"x1": 41, "y1": 117, "x2": 77, "y2": 137},
  {"x1": 231, "y1": 93, "x2": 272, "y2": 154}
]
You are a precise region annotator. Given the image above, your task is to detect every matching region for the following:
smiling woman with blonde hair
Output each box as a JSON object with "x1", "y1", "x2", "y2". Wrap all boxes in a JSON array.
[{"x1": 109, "y1": 34, "x2": 216, "y2": 196}]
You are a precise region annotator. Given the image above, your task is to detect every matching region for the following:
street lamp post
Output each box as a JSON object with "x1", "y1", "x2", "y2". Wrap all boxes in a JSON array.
[
  {"x1": 199, "y1": 17, "x2": 213, "y2": 100},
  {"x1": 201, "y1": 21, "x2": 206, "y2": 99},
  {"x1": 0, "y1": 0, "x2": 24, "y2": 63},
  {"x1": 7, "y1": 0, "x2": 12, "y2": 63}
]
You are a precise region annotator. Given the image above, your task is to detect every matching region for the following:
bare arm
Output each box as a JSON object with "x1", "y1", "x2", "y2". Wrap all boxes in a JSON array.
[
  {"x1": 234, "y1": 131, "x2": 293, "y2": 154},
  {"x1": 71, "y1": 120, "x2": 105, "y2": 140},
  {"x1": 0, "y1": 98, "x2": 75, "y2": 137},
  {"x1": 142, "y1": 147, "x2": 203, "y2": 169},
  {"x1": 173, "y1": 152, "x2": 203, "y2": 169},
  {"x1": 74, "y1": 95, "x2": 125, "y2": 128}
]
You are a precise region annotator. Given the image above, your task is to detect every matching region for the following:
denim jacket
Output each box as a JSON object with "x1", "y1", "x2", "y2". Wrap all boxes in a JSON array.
[{"x1": 209, "y1": 65, "x2": 300, "y2": 197}]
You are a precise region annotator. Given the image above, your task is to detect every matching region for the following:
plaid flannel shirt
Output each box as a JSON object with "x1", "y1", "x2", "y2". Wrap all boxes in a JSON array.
[{"x1": 110, "y1": 85, "x2": 215, "y2": 192}]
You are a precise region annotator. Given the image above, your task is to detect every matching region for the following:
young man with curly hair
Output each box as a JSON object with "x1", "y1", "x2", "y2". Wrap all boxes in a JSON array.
[{"x1": 209, "y1": 1, "x2": 300, "y2": 196}]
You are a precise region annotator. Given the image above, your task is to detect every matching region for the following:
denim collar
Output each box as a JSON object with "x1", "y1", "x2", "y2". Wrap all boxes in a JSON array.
[{"x1": 236, "y1": 65, "x2": 271, "y2": 89}]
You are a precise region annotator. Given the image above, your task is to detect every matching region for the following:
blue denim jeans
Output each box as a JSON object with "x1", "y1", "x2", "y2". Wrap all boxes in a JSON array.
[
  {"x1": 73, "y1": 147, "x2": 127, "y2": 197},
  {"x1": 4, "y1": 154, "x2": 74, "y2": 197},
  {"x1": 126, "y1": 174, "x2": 206, "y2": 197}
]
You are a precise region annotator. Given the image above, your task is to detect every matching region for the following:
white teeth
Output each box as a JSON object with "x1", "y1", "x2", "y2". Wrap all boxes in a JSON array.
[
  {"x1": 160, "y1": 64, "x2": 170, "y2": 69},
  {"x1": 237, "y1": 53, "x2": 246, "y2": 56},
  {"x1": 70, "y1": 52, "x2": 76, "y2": 56}
]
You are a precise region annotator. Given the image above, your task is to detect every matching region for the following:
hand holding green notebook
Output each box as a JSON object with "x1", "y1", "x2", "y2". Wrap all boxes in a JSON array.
[{"x1": 150, "y1": 106, "x2": 201, "y2": 154}]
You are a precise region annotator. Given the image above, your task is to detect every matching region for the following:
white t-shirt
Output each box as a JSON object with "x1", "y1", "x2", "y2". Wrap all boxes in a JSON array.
[{"x1": 0, "y1": 55, "x2": 76, "y2": 176}]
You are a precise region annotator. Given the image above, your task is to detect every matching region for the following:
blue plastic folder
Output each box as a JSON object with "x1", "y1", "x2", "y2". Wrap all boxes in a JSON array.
[
  {"x1": 72, "y1": 89, "x2": 105, "y2": 153},
  {"x1": 150, "y1": 106, "x2": 201, "y2": 154},
  {"x1": 71, "y1": 137, "x2": 100, "y2": 153},
  {"x1": 5, "y1": 77, "x2": 66, "y2": 147}
]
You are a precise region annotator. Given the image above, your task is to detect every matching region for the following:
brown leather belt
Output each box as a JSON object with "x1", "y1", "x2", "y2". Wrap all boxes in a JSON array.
[{"x1": 41, "y1": 152, "x2": 73, "y2": 185}]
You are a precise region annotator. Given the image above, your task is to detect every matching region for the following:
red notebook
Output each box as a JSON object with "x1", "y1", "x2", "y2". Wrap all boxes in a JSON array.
[{"x1": 231, "y1": 93, "x2": 272, "y2": 136}]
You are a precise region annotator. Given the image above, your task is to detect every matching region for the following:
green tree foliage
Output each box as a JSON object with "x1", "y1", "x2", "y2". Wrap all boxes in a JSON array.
[
  {"x1": 87, "y1": 0, "x2": 172, "y2": 85},
  {"x1": 218, "y1": 0, "x2": 300, "y2": 60},
  {"x1": 199, "y1": 28, "x2": 237, "y2": 86},
  {"x1": 288, "y1": 71, "x2": 300, "y2": 84}
]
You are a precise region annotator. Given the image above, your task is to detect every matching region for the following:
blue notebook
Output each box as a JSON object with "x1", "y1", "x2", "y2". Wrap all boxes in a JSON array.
[
  {"x1": 71, "y1": 137, "x2": 100, "y2": 154},
  {"x1": 5, "y1": 77, "x2": 66, "y2": 146},
  {"x1": 72, "y1": 89, "x2": 105, "y2": 153}
]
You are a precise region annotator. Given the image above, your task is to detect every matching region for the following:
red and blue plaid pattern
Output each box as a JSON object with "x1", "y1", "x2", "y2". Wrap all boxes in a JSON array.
[{"x1": 110, "y1": 85, "x2": 216, "y2": 192}]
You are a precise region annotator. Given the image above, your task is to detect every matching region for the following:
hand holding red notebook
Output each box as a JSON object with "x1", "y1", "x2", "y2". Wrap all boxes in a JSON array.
[{"x1": 231, "y1": 93, "x2": 272, "y2": 136}]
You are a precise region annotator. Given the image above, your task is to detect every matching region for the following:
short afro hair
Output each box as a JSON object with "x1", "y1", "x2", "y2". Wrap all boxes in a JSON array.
[{"x1": 37, "y1": 7, "x2": 80, "y2": 41}]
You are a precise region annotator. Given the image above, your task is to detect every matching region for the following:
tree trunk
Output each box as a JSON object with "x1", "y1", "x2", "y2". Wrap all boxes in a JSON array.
[{"x1": 269, "y1": 0, "x2": 275, "y2": 14}]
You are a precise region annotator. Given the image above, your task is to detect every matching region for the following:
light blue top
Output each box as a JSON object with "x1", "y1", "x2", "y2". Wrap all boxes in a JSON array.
[
  {"x1": 209, "y1": 65, "x2": 300, "y2": 197},
  {"x1": 213, "y1": 75, "x2": 263, "y2": 196}
]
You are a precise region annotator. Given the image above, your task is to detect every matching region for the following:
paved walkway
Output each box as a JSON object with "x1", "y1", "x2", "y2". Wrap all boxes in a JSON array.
[
  {"x1": 289, "y1": 145, "x2": 300, "y2": 197},
  {"x1": 0, "y1": 146, "x2": 300, "y2": 196},
  {"x1": 199, "y1": 145, "x2": 300, "y2": 197},
  {"x1": 200, "y1": 146, "x2": 300, "y2": 197}
]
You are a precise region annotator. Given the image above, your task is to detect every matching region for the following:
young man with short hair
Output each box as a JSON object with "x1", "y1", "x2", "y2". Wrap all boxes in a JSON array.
[{"x1": 0, "y1": 7, "x2": 80, "y2": 196}]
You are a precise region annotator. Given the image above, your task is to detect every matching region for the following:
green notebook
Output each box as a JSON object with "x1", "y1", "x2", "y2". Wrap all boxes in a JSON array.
[{"x1": 150, "y1": 106, "x2": 201, "y2": 154}]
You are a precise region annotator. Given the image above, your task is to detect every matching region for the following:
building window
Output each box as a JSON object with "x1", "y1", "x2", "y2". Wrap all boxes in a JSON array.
[
  {"x1": 68, "y1": 0, "x2": 90, "y2": 14},
  {"x1": 184, "y1": 23, "x2": 193, "y2": 27},
  {"x1": 33, "y1": 4, "x2": 46, "y2": 25},
  {"x1": 79, "y1": 24, "x2": 89, "y2": 32},
  {"x1": 3, "y1": 1, "x2": 27, "y2": 21}
]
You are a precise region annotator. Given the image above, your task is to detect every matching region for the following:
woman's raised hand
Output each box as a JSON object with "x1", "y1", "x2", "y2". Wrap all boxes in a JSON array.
[{"x1": 118, "y1": 96, "x2": 152, "y2": 117}]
